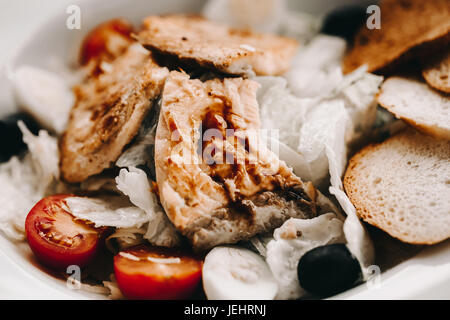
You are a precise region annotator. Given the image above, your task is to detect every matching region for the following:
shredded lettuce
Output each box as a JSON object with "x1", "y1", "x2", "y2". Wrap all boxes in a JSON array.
[
  {"x1": 256, "y1": 66, "x2": 382, "y2": 188},
  {"x1": 115, "y1": 167, "x2": 181, "y2": 247},
  {"x1": 10, "y1": 66, "x2": 74, "y2": 135},
  {"x1": 286, "y1": 35, "x2": 347, "y2": 98},
  {"x1": 256, "y1": 45, "x2": 382, "y2": 285},
  {"x1": 0, "y1": 123, "x2": 59, "y2": 240},
  {"x1": 203, "y1": 0, "x2": 320, "y2": 41},
  {"x1": 257, "y1": 76, "x2": 312, "y2": 150},
  {"x1": 65, "y1": 196, "x2": 149, "y2": 229},
  {"x1": 327, "y1": 145, "x2": 375, "y2": 271},
  {"x1": 105, "y1": 227, "x2": 146, "y2": 252},
  {"x1": 298, "y1": 99, "x2": 351, "y2": 187},
  {"x1": 203, "y1": 0, "x2": 286, "y2": 33},
  {"x1": 266, "y1": 213, "x2": 345, "y2": 299}
]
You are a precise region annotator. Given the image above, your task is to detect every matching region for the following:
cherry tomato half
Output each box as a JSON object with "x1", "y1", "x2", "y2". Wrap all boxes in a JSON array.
[
  {"x1": 25, "y1": 194, "x2": 107, "y2": 270},
  {"x1": 79, "y1": 18, "x2": 134, "y2": 65},
  {"x1": 114, "y1": 245, "x2": 203, "y2": 300}
]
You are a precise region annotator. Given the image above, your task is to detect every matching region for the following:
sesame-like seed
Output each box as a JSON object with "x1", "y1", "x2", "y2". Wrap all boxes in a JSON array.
[
  {"x1": 39, "y1": 222, "x2": 53, "y2": 230},
  {"x1": 53, "y1": 234, "x2": 62, "y2": 241}
]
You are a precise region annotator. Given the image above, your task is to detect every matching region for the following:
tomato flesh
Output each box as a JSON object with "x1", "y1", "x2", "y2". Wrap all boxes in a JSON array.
[
  {"x1": 79, "y1": 18, "x2": 134, "y2": 65},
  {"x1": 114, "y1": 245, "x2": 203, "y2": 300},
  {"x1": 25, "y1": 195, "x2": 105, "y2": 270}
]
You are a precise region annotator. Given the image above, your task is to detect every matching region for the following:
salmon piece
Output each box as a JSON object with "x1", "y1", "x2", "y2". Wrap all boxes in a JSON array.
[
  {"x1": 155, "y1": 71, "x2": 317, "y2": 250},
  {"x1": 137, "y1": 15, "x2": 299, "y2": 76},
  {"x1": 60, "y1": 44, "x2": 169, "y2": 183}
]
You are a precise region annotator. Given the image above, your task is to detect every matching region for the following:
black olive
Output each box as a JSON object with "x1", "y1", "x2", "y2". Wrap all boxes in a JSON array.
[
  {"x1": 320, "y1": 6, "x2": 367, "y2": 43},
  {"x1": 297, "y1": 243, "x2": 363, "y2": 297},
  {"x1": 0, "y1": 112, "x2": 40, "y2": 162}
]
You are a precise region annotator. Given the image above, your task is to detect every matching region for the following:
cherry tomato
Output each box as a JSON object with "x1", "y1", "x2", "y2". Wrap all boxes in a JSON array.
[
  {"x1": 25, "y1": 195, "x2": 107, "y2": 270},
  {"x1": 79, "y1": 18, "x2": 134, "y2": 65},
  {"x1": 114, "y1": 245, "x2": 203, "y2": 300}
]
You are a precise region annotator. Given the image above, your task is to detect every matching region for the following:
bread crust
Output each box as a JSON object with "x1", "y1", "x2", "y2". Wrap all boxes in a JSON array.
[
  {"x1": 343, "y1": 0, "x2": 450, "y2": 74},
  {"x1": 376, "y1": 76, "x2": 450, "y2": 140},
  {"x1": 422, "y1": 48, "x2": 450, "y2": 93},
  {"x1": 344, "y1": 128, "x2": 450, "y2": 244}
]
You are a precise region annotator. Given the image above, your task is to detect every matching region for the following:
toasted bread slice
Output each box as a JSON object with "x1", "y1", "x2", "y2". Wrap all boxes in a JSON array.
[
  {"x1": 155, "y1": 71, "x2": 317, "y2": 250},
  {"x1": 377, "y1": 76, "x2": 450, "y2": 140},
  {"x1": 344, "y1": 128, "x2": 450, "y2": 245},
  {"x1": 343, "y1": 0, "x2": 450, "y2": 74},
  {"x1": 422, "y1": 48, "x2": 450, "y2": 93},
  {"x1": 137, "y1": 14, "x2": 298, "y2": 76},
  {"x1": 60, "y1": 44, "x2": 169, "y2": 183}
]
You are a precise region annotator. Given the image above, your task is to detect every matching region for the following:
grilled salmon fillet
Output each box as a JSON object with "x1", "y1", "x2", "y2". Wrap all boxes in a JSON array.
[
  {"x1": 60, "y1": 44, "x2": 169, "y2": 183},
  {"x1": 137, "y1": 15, "x2": 299, "y2": 76},
  {"x1": 155, "y1": 71, "x2": 317, "y2": 250}
]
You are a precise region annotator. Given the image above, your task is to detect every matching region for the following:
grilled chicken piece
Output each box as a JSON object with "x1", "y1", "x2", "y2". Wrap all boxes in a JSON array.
[
  {"x1": 137, "y1": 14, "x2": 299, "y2": 76},
  {"x1": 60, "y1": 44, "x2": 169, "y2": 183},
  {"x1": 155, "y1": 71, "x2": 317, "y2": 250}
]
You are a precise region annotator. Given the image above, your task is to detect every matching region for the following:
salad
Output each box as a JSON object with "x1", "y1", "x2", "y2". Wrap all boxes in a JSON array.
[{"x1": 1, "y1": 0, "x2": 448, "y2": 300}]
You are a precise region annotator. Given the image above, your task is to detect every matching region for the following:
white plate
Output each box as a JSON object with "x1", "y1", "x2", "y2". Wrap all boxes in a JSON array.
[{"x1": 0, "y1": 0, "x2": 449, "y2": 300}]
